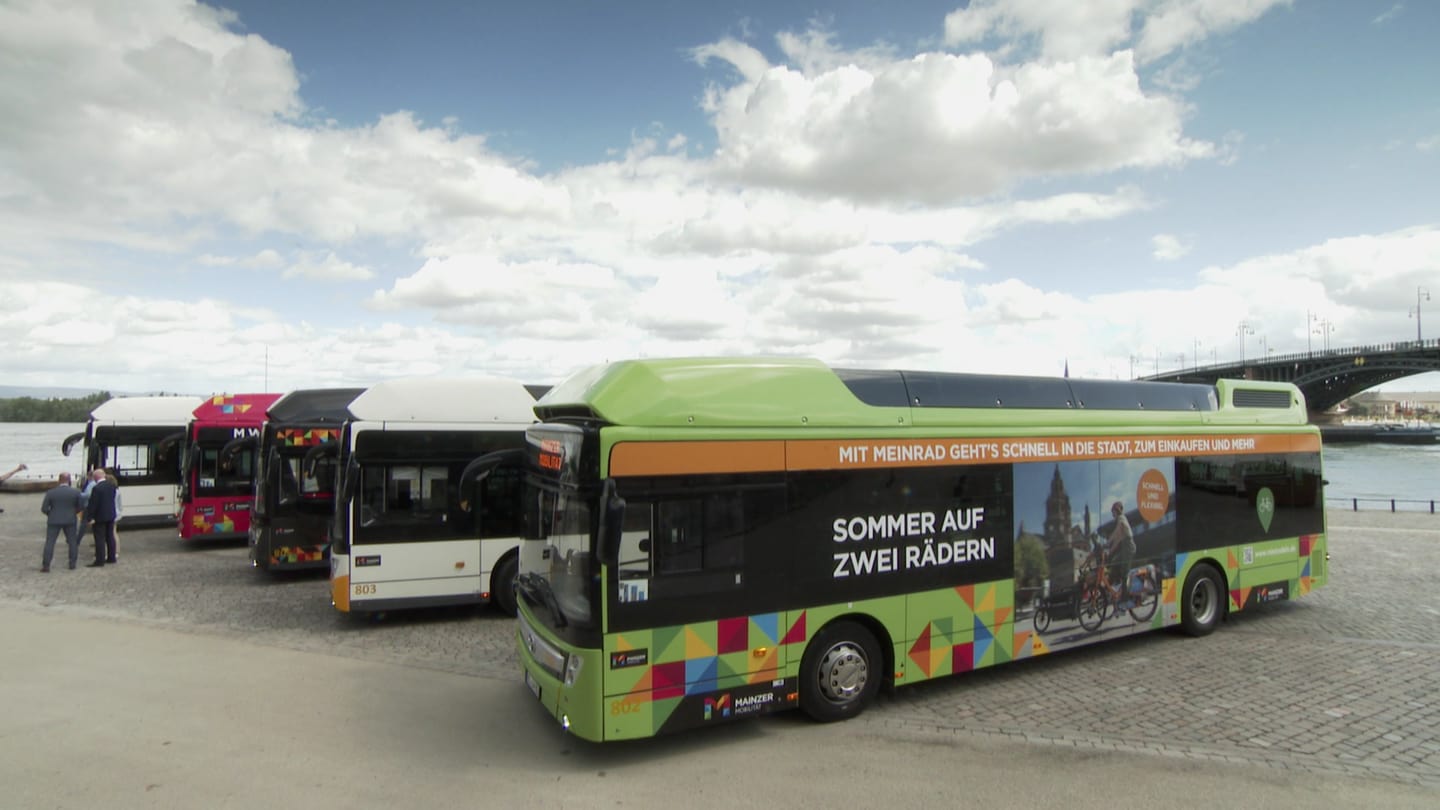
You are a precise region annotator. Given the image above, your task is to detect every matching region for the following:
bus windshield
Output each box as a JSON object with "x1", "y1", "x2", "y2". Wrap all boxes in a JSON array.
[{"x1": 525, "y1": 486, "x2": 596, "y2": 627}]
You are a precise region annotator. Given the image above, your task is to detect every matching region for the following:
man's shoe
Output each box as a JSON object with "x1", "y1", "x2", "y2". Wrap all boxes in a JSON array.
[
  {"x1": 86, "y1": 561, "x2": 105, "y2": 567},
  {"x1": 107, "y1": 559, "x2": 117, "y2": 564},
  {"x1": 41, "y1": 565, "x2": 50, "y2": 573},
  {"x1": 68, "y1": 562, "x2": 77, "y2": 570}
]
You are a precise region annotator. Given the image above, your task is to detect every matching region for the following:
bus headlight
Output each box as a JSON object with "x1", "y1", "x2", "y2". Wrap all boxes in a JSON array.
[{"x1": 564, "y1": 653, "x2": 584, "y2": 687}]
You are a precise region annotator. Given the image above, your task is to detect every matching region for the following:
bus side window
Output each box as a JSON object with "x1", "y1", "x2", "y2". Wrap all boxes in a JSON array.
[
  {"x1": 653, "y1": 494, "x2": 744, "y2": 577},
  {"x1": 616, "y1": 501, "x2": 654, "y2": 578},
  {"x1": 360, "y1": 466, "x2": 386, "y2": 526},
  {"x1": 656, "y1": 501, "x2": 703, "y2": 574},
  {"x1": 279, "y1": 458, "x2": 301, "y2": 506},
  {"x1": 476, "y1": 466, "x2": 524, "y2": 538}
]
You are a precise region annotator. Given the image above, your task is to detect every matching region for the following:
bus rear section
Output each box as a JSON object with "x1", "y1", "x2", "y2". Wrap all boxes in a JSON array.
[
  {"x1": 328, "y1": 377, "x2": 541, "y2": 616},
  {"x1": 249, "y1": 388, "x2": 364, "y2": 572},
  {"x1": 62, "y1": 395, "x2": 204, "y2": 528},
  {"x1": 512, "y1": 358, "x2": 1328, "y2": 741},
  {"x1": 178, "y1": 394, "x2": 282, "y2": 542}
]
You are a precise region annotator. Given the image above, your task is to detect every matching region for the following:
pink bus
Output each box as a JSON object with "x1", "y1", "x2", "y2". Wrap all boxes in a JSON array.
[{"x1": 178, "y1": 393, "x2": 282, "y2": 541}]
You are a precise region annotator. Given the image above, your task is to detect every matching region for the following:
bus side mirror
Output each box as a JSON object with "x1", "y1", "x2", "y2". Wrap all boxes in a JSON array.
[
  {"x1": 339, "y1": 456, "x2": 359, "y2": 508},
  {"x1": 600, "y1": 480, "x2": 626, "y2": 561}
]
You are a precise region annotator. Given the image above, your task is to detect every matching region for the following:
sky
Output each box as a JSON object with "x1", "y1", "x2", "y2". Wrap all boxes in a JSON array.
[{"x1": 2, "y1": 0, "x2": 1439, "y2": 396}]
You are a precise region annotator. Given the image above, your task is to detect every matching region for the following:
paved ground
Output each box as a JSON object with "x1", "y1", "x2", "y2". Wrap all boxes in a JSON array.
[{"x1": 2, "y1": 491, "x2": 1438, "y2": 806}]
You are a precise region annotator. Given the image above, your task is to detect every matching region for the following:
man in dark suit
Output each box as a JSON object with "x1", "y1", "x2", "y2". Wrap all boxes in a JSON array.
[
  {"x1": 40, "y1": 472, "x2": 83, "y2": 571},
  {"x1": 83, "y1": 469, "x2": 120, "y2": 567}
]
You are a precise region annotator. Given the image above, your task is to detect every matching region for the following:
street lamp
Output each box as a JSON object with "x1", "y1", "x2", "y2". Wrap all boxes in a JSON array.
[
  {"x1": 1313, "y1": 318, "x2": 1335, "y2": 351},
  {"x1": 1192, "y1": 338, "x2": 1201, "y2": 371},
  {"x1": 1237, "y1": 321, "x2": 1255, "y2": 363},
  {"x1": 1410, "y1": 286, "x2": 1430, "y2": 343}
]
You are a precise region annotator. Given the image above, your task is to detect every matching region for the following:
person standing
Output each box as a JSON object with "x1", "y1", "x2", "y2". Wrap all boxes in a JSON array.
[
  {"x1": 104, "y1": 469, "x2": 123, "y2": 562},
  {"x1": 83, "y1": 469, "x2": 120, "y2": 567},
  {"x1": 75, "y1": 468, "x2": 98, "y2": 546},
  {"x1": 40, "y1": 472, "x2": 83, "y2": 571}
]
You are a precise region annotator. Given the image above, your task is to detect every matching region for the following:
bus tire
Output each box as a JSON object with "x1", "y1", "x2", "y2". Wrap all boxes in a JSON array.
[
  {"x1": 491, "y1": 553, "x2": 519, "y2": 616},
  {"x1": 799, "y1": 621, "x2": 882, "y2": 723},
  {"x1": 1179, "y1": 563, "x2": 1224, "y2": 637}
]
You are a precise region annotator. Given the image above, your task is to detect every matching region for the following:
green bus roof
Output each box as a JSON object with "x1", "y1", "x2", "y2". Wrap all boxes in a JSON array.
[{"x1": 534, "y1": 357, "x2": 1308, "y2": 430}]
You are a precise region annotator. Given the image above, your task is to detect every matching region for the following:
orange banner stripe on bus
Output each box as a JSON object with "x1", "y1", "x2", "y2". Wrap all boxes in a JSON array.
[
  {"x1": 609, "y1": 441, "x2": 787, "y2": 477},
  {"x1": 785, "y1": 432, "x2": 1320, "y2": 472},
  {"x1": 607, "y1": 432, "x2": 1319, "y2": 477}
]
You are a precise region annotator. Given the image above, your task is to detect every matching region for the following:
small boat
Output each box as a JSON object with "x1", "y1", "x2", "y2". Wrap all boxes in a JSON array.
[
  {"x1": 1320, "y1": 423, "x2": 1440, "y2": 445},
  {"x1": 0, "y1": 477, "x2": 62, "y2": 493}
]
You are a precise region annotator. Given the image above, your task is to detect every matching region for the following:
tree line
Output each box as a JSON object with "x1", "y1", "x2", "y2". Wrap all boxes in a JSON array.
[{"x1": 0, "y1": 392, "x2": 111, "y2": 423}]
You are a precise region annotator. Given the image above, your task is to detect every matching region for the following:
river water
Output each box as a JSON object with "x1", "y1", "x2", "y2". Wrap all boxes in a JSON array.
[{"x1": 2, "y1": 422, "x2": 1437, "y2": 509}]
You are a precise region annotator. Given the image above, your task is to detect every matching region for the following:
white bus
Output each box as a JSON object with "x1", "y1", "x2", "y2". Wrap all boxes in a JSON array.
[
  {"x1": 328, "y1": 377, "x2": 543, "y2": 616},
  {"x1": 62, "y1": 395, "x2": 205, "y2": 527}
]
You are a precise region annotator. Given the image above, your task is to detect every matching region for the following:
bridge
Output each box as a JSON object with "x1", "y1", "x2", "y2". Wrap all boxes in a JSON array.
[{"x1": 1141, "y1": 339, "x2": 1440, "y2": 415}]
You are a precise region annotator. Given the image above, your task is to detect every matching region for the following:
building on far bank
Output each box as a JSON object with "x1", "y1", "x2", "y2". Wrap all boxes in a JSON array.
[{"x1": 1344, "y1": 391, "x2": 1440, "y2": 421}]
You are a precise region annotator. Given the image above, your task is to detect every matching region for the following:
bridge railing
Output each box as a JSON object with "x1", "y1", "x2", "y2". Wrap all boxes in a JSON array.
[{"x1": 1156, "y1": 338, "x2": 1440, "y2": 379}]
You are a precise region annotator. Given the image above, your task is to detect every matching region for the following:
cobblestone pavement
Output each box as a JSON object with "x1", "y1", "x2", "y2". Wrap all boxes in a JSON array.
[{"x1": 2, "y1": 493, "x2": 1438, "y2": 790}]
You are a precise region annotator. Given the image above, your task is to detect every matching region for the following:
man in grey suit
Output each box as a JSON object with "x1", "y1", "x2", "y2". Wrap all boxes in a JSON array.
[{"x1": 40, "y1": 472, "x2": 83, "y2": 571}]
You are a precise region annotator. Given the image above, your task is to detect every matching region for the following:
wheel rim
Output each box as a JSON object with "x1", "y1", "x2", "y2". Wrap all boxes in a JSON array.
[
  {"x1": 816, "y1": 641, "x2": 869, "y2": 705},
  {"x1": 1189, "y1": 576, "x2": 1218, "y2": 626}
]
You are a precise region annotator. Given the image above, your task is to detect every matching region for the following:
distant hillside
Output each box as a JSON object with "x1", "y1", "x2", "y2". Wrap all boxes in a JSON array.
[{"x1": 0, "y1": 385, "x2": 107, "y2": 400}]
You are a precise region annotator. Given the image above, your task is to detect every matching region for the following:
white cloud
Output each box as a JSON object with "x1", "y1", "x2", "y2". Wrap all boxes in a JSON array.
[
  {"x1": 1152, "y1": 233, "x2": 1190, "y2": 260},
  {"x1": 698, "y1": 44, "x2": 1210, "y2": 203},
  {"x1": 944, "y1": 0, "x2": 1138, "y2": 61},
  {"x1": 2, "y1": 0, "x2": 1421, "y2": 397},
  {"x1": 199, "y1": 249, "x2": 285, "y2": 269},
  {"x1": 1372, "y1": 3, "x2": 1405, "y2": 25},
  {"x1": 942, "y1": 0, "x2": 1293, "y2": 65},
  {"x1": 0, "y1": 1, "x2": 566, "y2": 255},
  {"x1": 282, "y1": 251, "x2": 374, "y2": 282}
]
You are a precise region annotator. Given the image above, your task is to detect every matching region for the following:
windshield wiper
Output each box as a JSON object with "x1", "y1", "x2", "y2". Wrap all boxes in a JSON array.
[{"x1": 517, "y1": 572, "x2": 567, "y2": 628}]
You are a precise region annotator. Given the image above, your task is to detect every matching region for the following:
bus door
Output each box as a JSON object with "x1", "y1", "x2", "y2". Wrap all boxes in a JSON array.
[
  {"x1": 347, "y1": 456, "x2": 480, "y2": 605},
  {"x1": 601, "y1": 482, "x2": 789, "y2": 715}
]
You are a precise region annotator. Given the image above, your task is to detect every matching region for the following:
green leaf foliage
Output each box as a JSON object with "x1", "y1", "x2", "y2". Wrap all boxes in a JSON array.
[{"x1": 0, "y1": 392, "x2": 111, "y2": 422}]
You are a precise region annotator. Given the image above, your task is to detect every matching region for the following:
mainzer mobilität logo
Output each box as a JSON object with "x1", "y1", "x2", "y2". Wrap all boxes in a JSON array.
[
  {"x1": 703, "y1": 694, "x2": 731, "y2": 721},
  {"x1": 609, "y1": 649, "x2": 648, "y2": 669}
]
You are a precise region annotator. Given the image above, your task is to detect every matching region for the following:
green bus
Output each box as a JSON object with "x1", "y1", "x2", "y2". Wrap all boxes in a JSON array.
[{"x1": 514, "y1": 358, "x2": 1327, "y2": 741}]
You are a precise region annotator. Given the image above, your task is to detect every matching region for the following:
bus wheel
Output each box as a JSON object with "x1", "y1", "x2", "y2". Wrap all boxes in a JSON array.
[
  {"x1": 1179, "y1": 563, "x2": 1224, "y2": 637},
  {"x1": 800, "y1": 621, "x2": 881, "y2": 723},
  {"x1": 491, "y1": 553, "x2": 519, "y2": 617}
]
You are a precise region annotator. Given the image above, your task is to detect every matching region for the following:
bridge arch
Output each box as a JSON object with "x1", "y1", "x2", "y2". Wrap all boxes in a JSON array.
[{"x1": 1143, "y1": 340, "x2": 1440, "y2": 416}]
